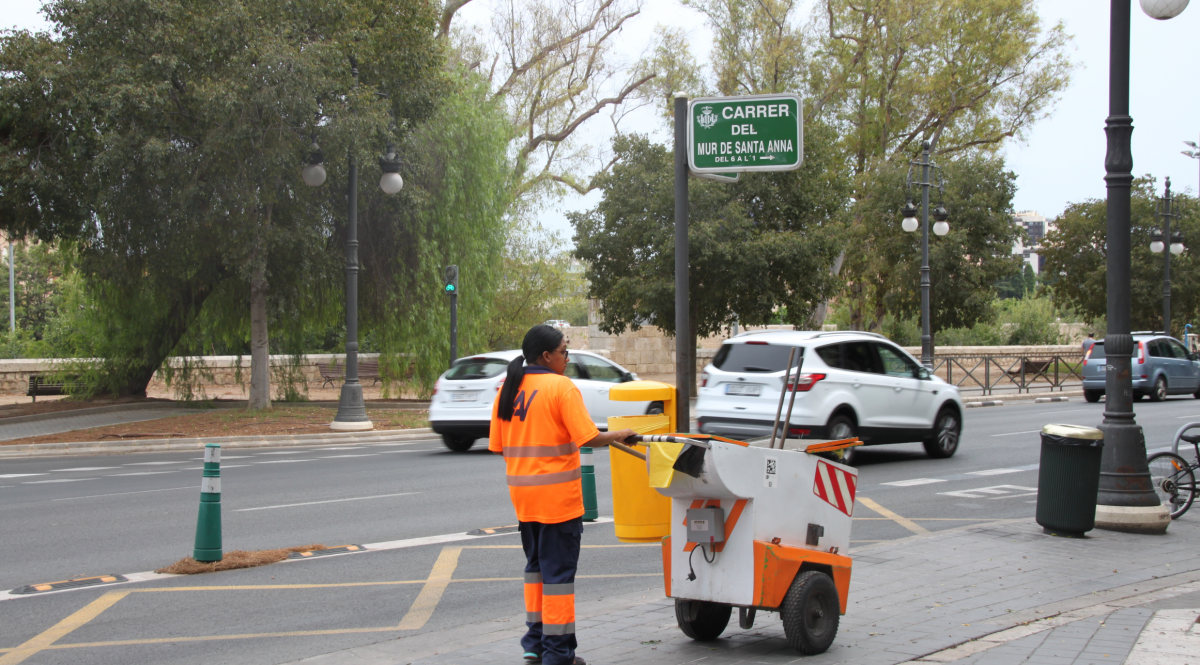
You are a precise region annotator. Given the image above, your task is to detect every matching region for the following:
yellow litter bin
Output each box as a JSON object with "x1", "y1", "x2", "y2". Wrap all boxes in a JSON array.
[{"x1": 607, "y1": 381, "x2": 676, "y2": 543}]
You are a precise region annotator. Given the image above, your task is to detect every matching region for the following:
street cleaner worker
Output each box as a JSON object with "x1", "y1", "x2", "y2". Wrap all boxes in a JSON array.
[{"x1": 490, "y1": 324, "x2": 636, "y2": 665}]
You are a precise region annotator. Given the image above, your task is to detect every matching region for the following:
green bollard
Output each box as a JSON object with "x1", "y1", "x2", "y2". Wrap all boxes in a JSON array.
[
  {"x1": 193, "y1": 443, "x2": 223, "y2": 562},
  {"x1": 581, "y1": 446, "x2": 598, "y2": 521}
]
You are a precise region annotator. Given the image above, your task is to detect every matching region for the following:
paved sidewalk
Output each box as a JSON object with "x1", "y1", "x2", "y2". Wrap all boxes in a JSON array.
[
  {"x1": 292, "y1": 519, "x2": 1200, "y2": 665},
  {"x1": 0, "y1": 407, "x2": 194, "y2": 441}
]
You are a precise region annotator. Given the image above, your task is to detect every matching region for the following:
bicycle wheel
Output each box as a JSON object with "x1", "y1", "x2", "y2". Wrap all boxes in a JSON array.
[{"x1": 1147, "y1": 452, "x2": 1196, "y2": 519}]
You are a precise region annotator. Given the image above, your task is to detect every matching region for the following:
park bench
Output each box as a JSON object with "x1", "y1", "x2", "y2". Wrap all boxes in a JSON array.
[
  {"x1": 315, "y1": 360, "x2": 382, "y2": 388},
  {"x1": 1006, "y1": 359, "x2": 1052, "y2": 385},
  {"x1": 26, "y1": 374, "x2": 83, "y2": 403}
]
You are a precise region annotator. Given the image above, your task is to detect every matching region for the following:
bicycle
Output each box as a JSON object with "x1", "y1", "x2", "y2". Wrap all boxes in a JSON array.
[{"x1": 1147, "y1": 423, "x2": 1200, "y2": 518}]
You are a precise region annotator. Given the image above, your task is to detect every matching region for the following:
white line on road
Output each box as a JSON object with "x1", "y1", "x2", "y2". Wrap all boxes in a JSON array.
[
  {"x1": 1035, "y1": 409, "x2": 1090, "y2": 415},
  {"x1": 124, "y1": 461, "x2": 190, "y2": 466},
  {"x1": 111, "y1": 471, "x2": 180, "y2": 476},
  {"x1": 255, "y1": 451, "x2": 310, "y2": 455},
  {"x1": 256, "y1": 459, "x2": 316, "y2": 464},
  {"x1": 1178, "y1": 415, "x2": 1200, "y2": 419},
  {"x1": 966, "y1": 469, "x2": 1024, "y2": 476},
  {"x1": 319, "y1": 454, "x2": 379, "y2": 459},
  {"x1": 53, "y1": 486, "x2": 196, "y2": 501},
  {"x1": 0, "y1": 474, "x2": 45, "y2": 478},
  {"x1": 52, "y1": 467, "x2": 119, "y2": 472},
  {"x1": 235, "y1": 492, "x2": 421, "y2": 512},
  {"x1": 23, "y1": 478, "x2": 96, "y2": 484},
  {"x1": 990, "y1": 430, "x2": 1043, "y2": 437},
  {"x1": 316, "y1": 447, "x2": 366, "y2": 451},
  {"x1": 881, "y1": 478, "x2": 947, "y2": 487}
]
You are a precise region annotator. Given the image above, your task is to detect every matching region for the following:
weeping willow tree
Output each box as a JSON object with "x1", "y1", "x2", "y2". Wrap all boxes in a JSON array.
[{"x1": 0, "y1": 0, "x2": 512, "y2": 400}]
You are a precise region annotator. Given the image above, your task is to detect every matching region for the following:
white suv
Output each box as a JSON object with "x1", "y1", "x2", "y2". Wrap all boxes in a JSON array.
[
  {"x1": 696, "y1": 331, "x2": 963, "y2": 461},
  {"x1": 429, "y1": 350, "x2": 658, "y2": 451}
]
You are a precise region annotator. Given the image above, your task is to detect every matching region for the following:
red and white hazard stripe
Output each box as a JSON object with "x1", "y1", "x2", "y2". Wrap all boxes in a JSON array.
[{"x1": 813, "y1": 460, "x2": 857, "y2": 516}]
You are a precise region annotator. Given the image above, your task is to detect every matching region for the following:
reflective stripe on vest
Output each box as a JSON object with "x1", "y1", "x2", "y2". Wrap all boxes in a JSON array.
[
  {"x1": 507, "y1": 466, "x2": 582, "y2": 487},
  {"x1": 503, "y1": 442, "x2": 577, "y2": 458}
]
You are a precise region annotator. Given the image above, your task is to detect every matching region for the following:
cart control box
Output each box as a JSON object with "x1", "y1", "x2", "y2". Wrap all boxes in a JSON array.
[{"x1": 686, "y1": 507, "x2": 726, "y2": 544}]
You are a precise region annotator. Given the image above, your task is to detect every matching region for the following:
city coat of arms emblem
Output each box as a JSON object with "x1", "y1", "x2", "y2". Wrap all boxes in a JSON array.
[{"x1": 696, "y1": 106, "x2": 718, "y2": 129}]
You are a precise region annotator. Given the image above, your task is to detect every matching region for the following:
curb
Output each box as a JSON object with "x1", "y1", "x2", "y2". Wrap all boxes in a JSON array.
[
  {"x1": 965, "y1": 400, "x2": 1004, "y2": 408},
  {"x1": 0, "y1": 427, "x2": 436, "y2": 459},
  {"x1": 1034, "y1": 396, "x2": 1071, "y2": 403}
]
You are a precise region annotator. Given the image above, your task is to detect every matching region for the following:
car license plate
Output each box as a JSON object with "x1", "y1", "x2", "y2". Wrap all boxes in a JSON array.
[
  {"x1": 725, "y1": 384, "x2": 762, "y2": 396},
  {"x1": 452, "y1": 392, "x2": 479, "y2": 402}
]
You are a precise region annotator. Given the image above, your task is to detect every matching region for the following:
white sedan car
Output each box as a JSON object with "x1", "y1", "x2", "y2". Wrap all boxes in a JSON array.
[{"x1": 429, "y1": 350, "x2": 662, "y2": 451}]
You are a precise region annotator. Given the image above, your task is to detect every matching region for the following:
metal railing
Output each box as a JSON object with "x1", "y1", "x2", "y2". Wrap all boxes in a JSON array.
[{"x1": 931, "y1": 354, "x2": 1084, "y2": 396}]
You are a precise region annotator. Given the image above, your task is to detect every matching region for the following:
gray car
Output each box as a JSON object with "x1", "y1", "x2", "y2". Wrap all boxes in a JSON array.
[{"x1": 1082, "y1": 333, "x2": 1200, "y2": 402}]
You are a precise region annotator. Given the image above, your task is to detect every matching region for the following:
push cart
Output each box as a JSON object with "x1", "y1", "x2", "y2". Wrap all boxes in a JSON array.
[{"x1": 616, "y1": 433, "x2": 859, "y2": 655}]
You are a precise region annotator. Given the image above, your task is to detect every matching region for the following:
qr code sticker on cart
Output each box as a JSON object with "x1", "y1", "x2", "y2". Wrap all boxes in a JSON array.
[{"x1": 764, "y1": 457, "x2": 778, "y2": 488}]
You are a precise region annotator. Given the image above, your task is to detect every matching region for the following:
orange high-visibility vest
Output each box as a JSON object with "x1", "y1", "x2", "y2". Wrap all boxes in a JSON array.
[{"x1": 489, "y1": 367, "x2": 599, "y2": 523}]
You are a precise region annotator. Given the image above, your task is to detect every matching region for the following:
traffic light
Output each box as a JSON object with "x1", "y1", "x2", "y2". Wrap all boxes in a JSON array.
[{"x1": 444, "y1": 265, "x2": 459, "y2": 294}]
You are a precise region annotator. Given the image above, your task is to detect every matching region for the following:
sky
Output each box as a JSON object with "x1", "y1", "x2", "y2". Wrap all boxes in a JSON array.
[{"x1": 5, "y1": 1, "x2": 1198, "y2": 239}]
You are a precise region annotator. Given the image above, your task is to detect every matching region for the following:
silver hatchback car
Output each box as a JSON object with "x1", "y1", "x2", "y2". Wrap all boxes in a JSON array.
[{"x1": 1082, "y1": 333, "x2": 1200, "y2": 402}]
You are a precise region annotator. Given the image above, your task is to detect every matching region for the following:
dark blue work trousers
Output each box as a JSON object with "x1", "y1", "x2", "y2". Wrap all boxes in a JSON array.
[{"x1": 520, "y1": 517, "x2": 582, "y2": 665}]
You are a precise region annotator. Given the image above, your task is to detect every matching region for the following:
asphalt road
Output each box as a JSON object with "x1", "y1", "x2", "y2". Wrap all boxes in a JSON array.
[{"x1": 4, "y1": 396, "x2": 1200, "y2": 664}]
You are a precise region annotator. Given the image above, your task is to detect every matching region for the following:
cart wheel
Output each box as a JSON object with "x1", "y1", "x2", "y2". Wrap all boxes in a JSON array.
[
  {"x1": 780, "y1": 570, "x2": 839, "y2": 655},
  {"x1": 674, "y1": 599, "x2": 731, "y2": 641}
]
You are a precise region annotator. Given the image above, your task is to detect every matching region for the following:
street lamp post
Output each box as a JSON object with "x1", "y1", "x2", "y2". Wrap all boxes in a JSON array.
[
  {"x1": 1095, "y1": 0, "x2": 1188, "y2": 534},
  {"x1": 899, "y1": 140, "x2": 950, "y2": 369},
  {"x1": 303, "y1": 82, "x2": 403, "y2": 432},
  {"x1": 1150, "y1": 177, "x2": 1184, "y2": 335}
]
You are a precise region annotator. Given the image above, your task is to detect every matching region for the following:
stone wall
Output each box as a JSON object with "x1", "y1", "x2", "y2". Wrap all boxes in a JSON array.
[{"x1": 0, "y1": 354, "x2": 382, "y2": 396}]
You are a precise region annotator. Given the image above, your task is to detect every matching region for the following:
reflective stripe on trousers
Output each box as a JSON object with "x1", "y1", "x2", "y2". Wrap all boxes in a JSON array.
[
  {"x1": 542, "y1": 582, "x2": 575, "y2": 635},
  {"x1": 524, "y1": 571, "x2": 543, "y2": 623}
]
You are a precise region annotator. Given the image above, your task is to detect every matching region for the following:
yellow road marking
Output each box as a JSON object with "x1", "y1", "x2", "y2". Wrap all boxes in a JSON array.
[
  {"x1": 0, "y1": 590, "x2": 130, "y2": 664},
  {"x1": 397, "y1": 546, "x2": 462, "y2": 630},
  {"x1": 856, "y1": 497, "x2": 929, "y2": 535}
]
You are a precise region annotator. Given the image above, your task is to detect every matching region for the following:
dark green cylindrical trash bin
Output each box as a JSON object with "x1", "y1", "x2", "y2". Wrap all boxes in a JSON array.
[{"x1": 1036, "y1": 424, "x2": 1104, "y2": 537}]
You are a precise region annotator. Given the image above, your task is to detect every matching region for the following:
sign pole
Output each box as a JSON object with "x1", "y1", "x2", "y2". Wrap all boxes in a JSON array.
[
  {"x1": 450, "y1": 292, "x2": 458, "y2": 367},
  {"x1": 675, "y1": 92, "x2": 690, "y2": 433}
]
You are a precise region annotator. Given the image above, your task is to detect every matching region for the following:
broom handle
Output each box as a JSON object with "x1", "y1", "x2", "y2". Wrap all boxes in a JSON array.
[{"x1": 609, "y1": 440, "x2": 647, "y2": 461}]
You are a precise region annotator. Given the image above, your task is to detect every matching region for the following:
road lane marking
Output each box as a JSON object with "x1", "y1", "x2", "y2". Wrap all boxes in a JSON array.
[
  {"x1": 938, "y1": 485, "x2": 1037, "y2": 499},
  {"x1": 1035, "y1": 409, "x2": 1090, "y2": 415},
  {"x1": 256, "y1": 459, "x2": 316, "y2": 464},
  {"x1": 856, "y1": 497, "x2": 929, "y2": 535},
  {"x1": 235, "y1": 492, "x2": 420, "y2": 512},
  {"x1": 316, "y1": 447, "x2": 366, "y2": 450},
  {"x1": 990, "y1": 430, "x2": 1043, "y2": 437},
  {"x1": 51, "y1": 467, "x2": 118, "y2": 472},
  {"x1": 255, "y1": 452, "x2": 310, "y2": 455},
  {"x1": 965, "y1": 468, "x2": 1024, "y2": 476},
  {"x1": 110, "y1": 471, "x2": 179, "y2": 476},
  {"x1": 881, "y1": 478, "x2": 946, "y2": 487},
  {"x1": 0, "y1": 590, "x2": 130, "y2": 664},
  {"x1": 52, "y1": 484, "x2": 193, "y2": 499},
  {"x1": 23, "y1": 478, "x2": 96, "y2": 484},
  {"x1": 0, "y1": 474, "x2": 45, "y2": 479},
  {"x1": 318, "y1": 454, "x2": 379, "y2": 459},
  {"x1": 124, "y1": 461, "x2": 189, "y2": 466},
  {"x1": 397, "y1": 546, "x2": 462, "y2": 630}
]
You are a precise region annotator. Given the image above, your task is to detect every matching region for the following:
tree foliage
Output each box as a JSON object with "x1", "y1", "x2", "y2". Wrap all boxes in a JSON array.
[
  {"x1": 840, "y1": 155, "x2": 1023, "y2": 333},
  {"x1": 1041, "y1": 178, "x2": 1200, "y2": 336},
  {"x1": 571, "y1": 127, "x2": 849, "y2": 339}
]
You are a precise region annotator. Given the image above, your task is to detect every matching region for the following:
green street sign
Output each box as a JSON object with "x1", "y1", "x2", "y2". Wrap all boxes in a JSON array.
[{"x1": 687, "y1": 93, "x2": 803, "y2": 174}]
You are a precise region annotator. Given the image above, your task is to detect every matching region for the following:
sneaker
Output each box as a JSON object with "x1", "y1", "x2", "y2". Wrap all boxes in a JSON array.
[
  {"x1": 572, "y1": 658, "x2": 587, "y2": 665},
  {"x1": 522, "y1": 653, "x2": 541, "y2": 663}
]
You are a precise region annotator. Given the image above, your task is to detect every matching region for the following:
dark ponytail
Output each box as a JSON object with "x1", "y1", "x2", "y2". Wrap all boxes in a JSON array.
[{"x1": 497, "y1": 325, "x2": 565, "y2": 421}]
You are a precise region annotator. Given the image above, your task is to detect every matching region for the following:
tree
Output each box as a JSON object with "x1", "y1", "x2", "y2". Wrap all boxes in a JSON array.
[
  {"x1": 839, "y1": 154, "x2": 1024, "y2": 333},
  {"x1": 571, "y1": 127, "x2": 849, "y2": 387},
  {"x1": 0, "y1": 0, "x2": 448, "y2": 398},
  {"x1": 483, "y1": 225, "x2": 585, "y2": 351},
  {"x1": 1041, "y1": 178, "x2": 1200, "y2": 336}
]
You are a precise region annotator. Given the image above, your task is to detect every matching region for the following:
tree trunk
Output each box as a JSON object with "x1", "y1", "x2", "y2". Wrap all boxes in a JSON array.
[
  {"x1": 248, "y1": 205, "x2": 272, "y2": 410},
  {"x1": 811, "y1": 250, "x2": 846, "y2": 328}
]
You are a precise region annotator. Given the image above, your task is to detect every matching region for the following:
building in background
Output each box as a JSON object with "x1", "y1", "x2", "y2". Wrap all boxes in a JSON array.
[{"x1": 1012, "y1": 211, "x2": 1055, "y2": 274}]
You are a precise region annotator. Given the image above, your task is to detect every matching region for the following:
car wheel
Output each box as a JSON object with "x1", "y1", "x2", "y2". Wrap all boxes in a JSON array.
[
  {"x1": 826, "y1": 414, "x2": 858, "y2": 465},
  {"x1": 923, "y1": 408, "x2": 960, "y2": 459},
  {"x1": 1084, "y1": 389, "x2": 1103, "y2": 403},
  {"x1": 441, "y1": 434, "x2": 475, "y2": 452},
  {"x1": 1150, "y1": 376, "x2": 1168, "y2": 402}
]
